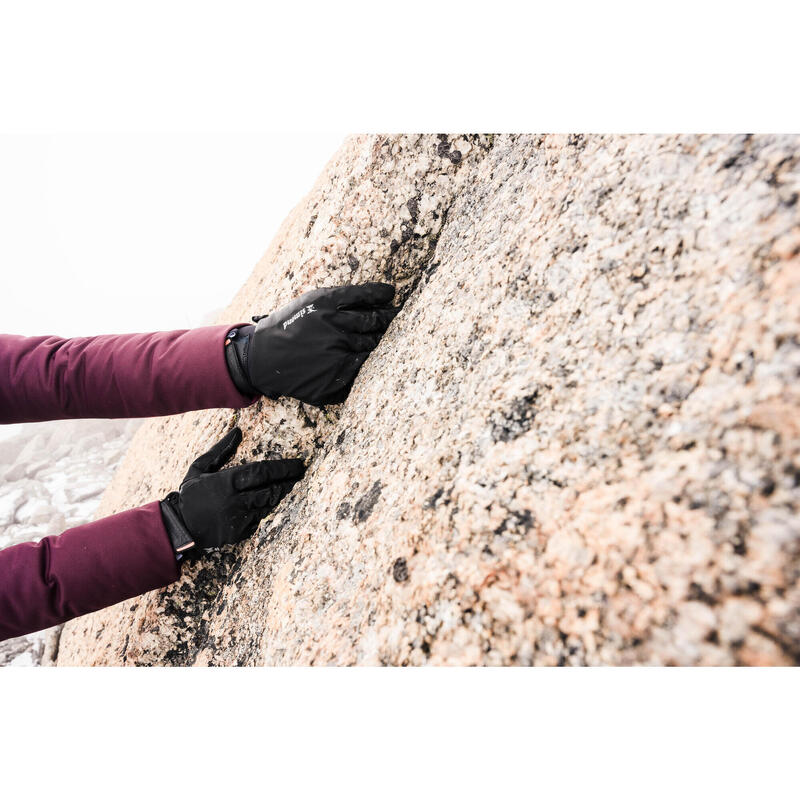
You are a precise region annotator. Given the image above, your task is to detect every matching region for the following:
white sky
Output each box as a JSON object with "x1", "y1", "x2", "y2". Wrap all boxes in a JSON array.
[
  {"x1": 0, "y1": 132, "x2": 343, "y2": 441},
  {"x1": 0, "y1": 132, "x2": 344, "y2": 338}
]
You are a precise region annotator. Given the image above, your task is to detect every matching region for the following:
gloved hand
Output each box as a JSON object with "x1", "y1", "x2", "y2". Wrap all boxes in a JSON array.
[
  {"x1": 225, "y1": 283, "x2": 398, "y2": 407},
  {"x1": 160, "y1": 427, "x2": 305, "y2": 556}
]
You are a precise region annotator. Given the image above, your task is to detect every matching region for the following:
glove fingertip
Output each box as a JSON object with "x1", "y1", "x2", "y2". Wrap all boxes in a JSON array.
[
  {"x1": 335, "y1": 282, "x2": 396, "y2": 309},
  {"x1": 367, "y1": 282, "x2": 396, "y2": 304},
  {"x1": 229, "y1": 426, "x2": 243, "y2": 443},
  {"x1": 216, "y1": 425, "x2": 242, "y2": 451},
  {"x1": 219, "y1": 426, "x2": 243, "y2": 460},
  {"x1": 285, "y1": 458, "x2": 307, "y2": 477}
]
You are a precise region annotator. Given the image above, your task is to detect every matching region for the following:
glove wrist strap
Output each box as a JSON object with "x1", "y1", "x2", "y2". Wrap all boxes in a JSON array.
[
  {"x1": 224, "y1": 325, "x2": 258, "y2": 397},
  {"x1": 159, "y1": 492, "x2": 196, "y2": 560}
]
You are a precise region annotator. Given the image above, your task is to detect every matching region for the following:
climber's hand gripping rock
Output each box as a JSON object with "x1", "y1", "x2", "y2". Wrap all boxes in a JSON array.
[
  {"x1": 160, "y1": 427, "x2": 305, "y2": 555},
  {"x1": 225, "y1": 282, "x2": 398, "y2": 407}
]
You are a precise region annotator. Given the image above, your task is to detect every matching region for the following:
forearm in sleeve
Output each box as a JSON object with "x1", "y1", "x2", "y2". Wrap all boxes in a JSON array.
[
  {"x1": 0, "y1": 502, "x2": 181, "y2": 642},
  {"x1": 0, "y1": 325, "x2": 254, "y2": 423}
]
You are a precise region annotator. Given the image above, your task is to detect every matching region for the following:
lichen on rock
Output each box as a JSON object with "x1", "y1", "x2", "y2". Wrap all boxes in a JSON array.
[{"x1": 57, "y1": 134, "x2": 800, "y2": 666}]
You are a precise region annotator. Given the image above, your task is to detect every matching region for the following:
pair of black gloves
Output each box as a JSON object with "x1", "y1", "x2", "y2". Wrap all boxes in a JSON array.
[{"x1": 160, "y1": 283, "x2": 397, "y2": 559}]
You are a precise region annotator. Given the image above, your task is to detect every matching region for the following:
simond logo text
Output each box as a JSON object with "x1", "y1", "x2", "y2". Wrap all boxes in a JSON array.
[{"x1": 283, "y1": 303, "x2": 317, "y2": 330}]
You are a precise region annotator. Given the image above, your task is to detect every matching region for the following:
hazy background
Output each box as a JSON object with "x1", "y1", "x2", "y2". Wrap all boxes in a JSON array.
[
  {"x1": 0, "y1": 132, "x2": 343, "y2": 440},
  {"x1": 0, "y1": 132, "x2": 345, "y2": 663}
]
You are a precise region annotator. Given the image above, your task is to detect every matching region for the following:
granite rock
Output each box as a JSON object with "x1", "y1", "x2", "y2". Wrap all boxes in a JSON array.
[{"x1": 57, "y1": 134, "x2": 800, "y2": 666}]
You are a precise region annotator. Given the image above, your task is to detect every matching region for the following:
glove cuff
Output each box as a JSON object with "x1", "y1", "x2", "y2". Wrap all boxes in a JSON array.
[
  {"x1": 159, "y1": 492, "x2": 196, "y2": 560},
  {"x1": 224, "y1": 325, "x2": 259, "y2": 397}
]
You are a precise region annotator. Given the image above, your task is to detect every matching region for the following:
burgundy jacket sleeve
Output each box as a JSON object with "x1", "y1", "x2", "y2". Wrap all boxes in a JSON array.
[
  {"x1": 0, "y1": 502, "x2": 181, "y2": 641},
  {"x1": 0, "y1": 325, "x2": 254, "y2": 424}
]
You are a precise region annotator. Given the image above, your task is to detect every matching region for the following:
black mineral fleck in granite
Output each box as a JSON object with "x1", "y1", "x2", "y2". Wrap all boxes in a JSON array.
[
  {"x1": 393, "y1": 558, "x2": 409, "y2": 583},
  {"x1": 353, "y1": 480, "x2": 382, "y2": 523}
]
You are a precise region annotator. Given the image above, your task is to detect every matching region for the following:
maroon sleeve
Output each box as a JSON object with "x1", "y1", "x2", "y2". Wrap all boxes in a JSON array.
[
  {"x1": 0, "y1": 501, "x2": 181, "y2": 641},
  {"x1": 0, "y1": 325, "x2": 254, "y2": 424}
]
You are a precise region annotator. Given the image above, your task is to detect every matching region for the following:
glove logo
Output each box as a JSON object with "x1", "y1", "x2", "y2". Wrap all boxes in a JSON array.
[{"x1": 282, "y1": 303, "x2": 317, "y2": 330}]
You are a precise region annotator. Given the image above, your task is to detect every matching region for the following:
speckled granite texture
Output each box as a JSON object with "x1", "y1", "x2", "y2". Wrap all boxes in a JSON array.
[{"x1": 57, "y1": 134, "x2": 800, "y2": 666}]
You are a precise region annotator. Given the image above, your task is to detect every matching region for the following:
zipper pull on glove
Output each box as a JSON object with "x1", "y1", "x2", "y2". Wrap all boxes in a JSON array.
[
  {"x1": 243, "y1": 282, "x2": 398, "y2": 407},
  {"x1": 160, "y1": 427, "x2": 305, "y2": 557}
]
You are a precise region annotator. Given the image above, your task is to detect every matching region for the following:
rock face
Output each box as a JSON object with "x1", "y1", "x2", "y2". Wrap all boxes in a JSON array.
[{"x1": 56, "y1": 134, "x2": 800, "y2": 666}]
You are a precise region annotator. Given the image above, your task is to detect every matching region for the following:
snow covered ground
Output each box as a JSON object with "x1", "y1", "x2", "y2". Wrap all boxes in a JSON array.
[{"x1": 0, "y1": 418, "x2": 139, "y2": 666}]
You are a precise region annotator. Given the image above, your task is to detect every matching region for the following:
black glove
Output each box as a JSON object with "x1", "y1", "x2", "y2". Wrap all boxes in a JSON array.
[
  {"x1": 224, "y1": 283, "x2": 398, "y2": 407},
  {"x1": 160, "y1": 427, "x2": 305, "y2": 557}
]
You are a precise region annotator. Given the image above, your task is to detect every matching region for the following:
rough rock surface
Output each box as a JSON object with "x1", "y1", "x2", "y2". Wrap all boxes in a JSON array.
[{"x1": 57, "y1": 134, "x2": 800, "y2": 666}]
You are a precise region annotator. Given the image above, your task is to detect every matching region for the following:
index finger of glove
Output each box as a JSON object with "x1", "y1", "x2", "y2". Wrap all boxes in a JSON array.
[
  {"x1": 232, "y1": 458, "x2": 306, "y2": 491},
  {"x1": 330, "y1": 282, "x2": 395, "y2": 310},
  {"x1": 333, "y1": 307, "x2": 398, "y2": 333},
  {"x1": 186, "y1": 427, "x2": 242, "y2": 479}
]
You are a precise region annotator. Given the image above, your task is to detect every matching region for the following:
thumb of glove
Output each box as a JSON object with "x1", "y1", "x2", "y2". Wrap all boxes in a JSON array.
[{"x1": 184, "y1": 427, "x2": 243, "y2": 480}]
